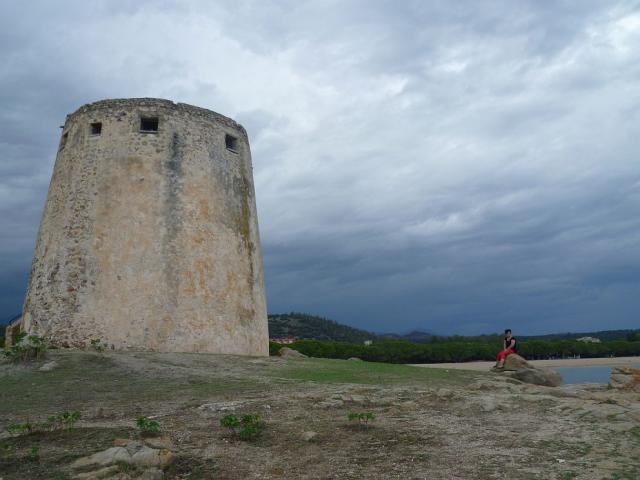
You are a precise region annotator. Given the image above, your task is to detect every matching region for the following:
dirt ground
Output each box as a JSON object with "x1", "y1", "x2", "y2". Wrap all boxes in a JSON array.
[{"x1": 0, "y1": 350, "x2": 639, "y2": 479}]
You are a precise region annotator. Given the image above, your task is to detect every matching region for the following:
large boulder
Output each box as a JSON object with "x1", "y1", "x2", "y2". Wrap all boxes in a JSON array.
[
  {"x1": 513, "y1": 367, "x2": 563, "y2": 387},
  {"x1": 609, "y1": 366, "x2": 640, "y2": 392},
  {"x1": 278, "y1": 347, "x2": 307, "y2": 358},
  {"x1": 503, "y1": 354, "x2": 530, "y2": 371}
]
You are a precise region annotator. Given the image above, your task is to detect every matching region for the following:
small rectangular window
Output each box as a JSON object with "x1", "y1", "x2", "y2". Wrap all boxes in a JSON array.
[
  {"x1": 90, "y1": 122, "x2": 102, "y2": 135},
  {"x1": 60, "y1": 132, "x2": 68, "y2": 150},
  {"x1": 140, "y1": 117, "x2": 159, "y2": 133},
  {"x1": 225, "y1": 134, "x2": 238, "y2": 152}
]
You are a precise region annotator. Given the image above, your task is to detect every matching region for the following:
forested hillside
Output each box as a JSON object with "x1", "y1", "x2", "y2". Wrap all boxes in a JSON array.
[{"x1": 268, "y1": 312, "x2": 376, "y2": 343}]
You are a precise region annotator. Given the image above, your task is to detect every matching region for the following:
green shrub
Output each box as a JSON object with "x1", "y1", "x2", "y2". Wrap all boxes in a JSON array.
[
  {"x1": 6, "y1": 422, "x2": 33, "y2": 436},
  {"x1": 136, "y1": 416, "x2": 161, "y2": 433},
  {"x1": 89, "y1": 338, "x2": 107, "y2": 352},
  {"x1": 220, "y1": 414, "x2": 265, "y2": 441},
  {"x1": 348, "y1": 412, "x2": 375, "y2": 428},
  {"x1": 27, "y1": 446, "x2": 39, "y2": 461},
  {"x1": 47, "y1": 411, "x2": 81, "y2": 431},
  {"x1": 3, "y1": 333, "x2": 48, "y2": 362}
]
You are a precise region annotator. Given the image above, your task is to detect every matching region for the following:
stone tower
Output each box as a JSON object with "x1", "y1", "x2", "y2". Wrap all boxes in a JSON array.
[{"x1": 20, "y1": 98, "x2": 268, "y2": 355}]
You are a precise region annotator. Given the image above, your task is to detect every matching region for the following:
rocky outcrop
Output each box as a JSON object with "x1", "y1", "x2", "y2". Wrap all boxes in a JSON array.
[
  {"x1": 502, "y1": 354, "x2": 530, "y2": 371},
  {"x1": 498, "y1": 354, "x2": 563, "y2": 387},
  {"x1": 278, "y1": 347, "x2": 307, "y2": 358},
  {"x1": 71, "y1": 438, "x2": 175, "y2": 479},
  {"x1": 609, "y1": 366, "x2": 640, "y2": 392},
  {"x1": 513, "y1": 367, "x2": 563, "y2": 387}
]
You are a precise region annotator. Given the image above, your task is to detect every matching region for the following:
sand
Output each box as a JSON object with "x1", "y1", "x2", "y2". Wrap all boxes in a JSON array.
[{"x1": 412, "y1": 355, "x2": 640, "y2": 371}]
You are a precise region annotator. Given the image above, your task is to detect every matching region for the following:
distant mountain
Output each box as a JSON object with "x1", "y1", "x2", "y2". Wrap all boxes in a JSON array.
[{"x1": 268, "y1": 312, "x2": 376, "y2": 343}]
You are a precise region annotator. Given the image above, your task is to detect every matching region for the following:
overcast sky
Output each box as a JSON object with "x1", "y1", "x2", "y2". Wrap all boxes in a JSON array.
[{"x1": 1, "y1": 1, "x2": 639, "y2": 335}]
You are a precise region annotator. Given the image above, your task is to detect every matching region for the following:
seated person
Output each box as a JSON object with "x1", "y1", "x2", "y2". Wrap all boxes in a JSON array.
[{"x1": 493, "y1": 329, "x2": 517, "y2": 369}]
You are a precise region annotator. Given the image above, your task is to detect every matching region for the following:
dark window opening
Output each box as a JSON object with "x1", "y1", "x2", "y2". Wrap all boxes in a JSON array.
[
  {"x1": 225, "y1": 134, "x2": 238, "y2": 152},
  {"x1": 60, "y1": 132, "x2": 68, "y2": 150},
  {"x1": 90, "y1": 122, "x2": 102, "y2": 135},
  {"x1": 140, "y1": 117, "x2": 159, "y2": 132}
]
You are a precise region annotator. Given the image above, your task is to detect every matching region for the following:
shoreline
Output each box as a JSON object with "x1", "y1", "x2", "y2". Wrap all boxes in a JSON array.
[{"x1": 411, "y1": 356, "x2": 640, "y2": 371}]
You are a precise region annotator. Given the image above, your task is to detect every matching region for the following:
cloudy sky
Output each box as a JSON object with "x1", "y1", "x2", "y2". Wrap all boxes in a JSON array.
[{"x1": 1, "y1": 1, "x2": 639, "y2": 335}]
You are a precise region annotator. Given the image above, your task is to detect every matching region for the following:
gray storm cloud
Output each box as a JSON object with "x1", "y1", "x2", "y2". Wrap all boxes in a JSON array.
[{"x1": 1, "y1": 0, "x2": 639, "y2": 334}]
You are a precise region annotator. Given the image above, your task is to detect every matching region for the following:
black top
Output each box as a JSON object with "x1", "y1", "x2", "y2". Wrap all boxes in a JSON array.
[{"x1": 504, "y1": 336, "x2": 517, "y2": 352}]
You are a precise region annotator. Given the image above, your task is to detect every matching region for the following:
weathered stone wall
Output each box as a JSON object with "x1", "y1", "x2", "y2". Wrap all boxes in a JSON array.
[{"x1": 21, "y1": 98, "x2": 268, "y2": 355}]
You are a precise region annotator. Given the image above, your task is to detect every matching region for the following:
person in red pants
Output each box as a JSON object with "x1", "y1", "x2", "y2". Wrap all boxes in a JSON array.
[{"x1": 494, "y1": 329, "x2": 517, "y2": 369}]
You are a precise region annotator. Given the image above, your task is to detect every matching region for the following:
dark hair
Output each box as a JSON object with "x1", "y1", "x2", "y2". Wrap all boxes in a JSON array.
[{"x1": 504, "y1": 329, "x2": 512, "y2": 334}]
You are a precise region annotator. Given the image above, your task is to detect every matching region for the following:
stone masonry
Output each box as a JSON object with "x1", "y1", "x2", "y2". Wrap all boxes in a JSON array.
[{"x1": 19, "y1": 98, "x2": 268, "y2": 355}]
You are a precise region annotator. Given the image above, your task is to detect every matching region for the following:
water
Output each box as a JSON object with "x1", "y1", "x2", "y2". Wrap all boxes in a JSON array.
[{"x1": 554, "y1": 363, "x2": 640, "y2": 385}]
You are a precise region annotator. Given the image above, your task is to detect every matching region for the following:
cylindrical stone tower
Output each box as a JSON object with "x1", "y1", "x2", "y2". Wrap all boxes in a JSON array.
[{"x1": 21, "y1": 98, "x2": 268, "y2": 355}]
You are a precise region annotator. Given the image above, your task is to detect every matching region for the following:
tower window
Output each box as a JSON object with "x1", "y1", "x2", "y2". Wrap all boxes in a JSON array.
[
  {"x1": 60, "y1": 132, "x2": 68, "y2": 150},
  {"x1": 140, "y1": 117, "x2": 159, "y2": 133},
  {"x1": 225, "y1": 134, "x2": 238, "y2": 152},
  {"x1": 90, "y1": 122, "x2": 102, "y2": 135}
]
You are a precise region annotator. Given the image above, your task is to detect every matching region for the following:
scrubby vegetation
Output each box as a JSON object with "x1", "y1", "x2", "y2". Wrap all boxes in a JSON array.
[
  {"x1": 136, "y1": 416, "x2": 161, "y2": 434},
  {"x1": 220, "y1": 414, "x2": 265, "y2": 441},
  {"x1": 348, "y1": 412, "x2": 375, "y2": 429},
  {"x1": 270, "y1": 338, "x2": 640, "y2": 363},
  {"x1": 268, "y1": 312, "x2": 376, "y2": 343},
  {"x1": 2, "y1": 333, "x2": 48, "y2": 362}
]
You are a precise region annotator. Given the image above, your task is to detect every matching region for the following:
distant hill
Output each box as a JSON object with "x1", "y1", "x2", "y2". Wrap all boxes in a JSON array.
[
  {"x1": 268, "y1": 312, "x2": 639, "y2": 344},
  {"x1": 522, "y1": 329, "x2": 639, "y2": 342},
  {"x1": 379, "y1": 330, "x2": 434, "y2": 343},
  {"x1": 268, "y1": 312, "x2": 376, "y2": 343}
]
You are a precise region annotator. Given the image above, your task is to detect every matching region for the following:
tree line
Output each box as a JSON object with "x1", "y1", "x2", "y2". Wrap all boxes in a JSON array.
[{"x1": 270, "y1": 338, "x2": 640, "y2": 364}]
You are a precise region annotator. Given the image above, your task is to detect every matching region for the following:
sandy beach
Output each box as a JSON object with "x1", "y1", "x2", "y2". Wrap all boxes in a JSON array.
[{"x1": 412, "y1": 355, "x2": 640, "y2": 371}]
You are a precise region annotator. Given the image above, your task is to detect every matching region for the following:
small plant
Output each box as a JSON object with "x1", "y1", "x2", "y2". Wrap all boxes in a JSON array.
[
  {"x1": 220, "y1": 414, "x2": 265, "y2": 441},
  {"x1": 6, "y1": 422, "x2": 33, "y2": 436},
  {"x1": 0, "y1": 441, "x2": 15, "y2": 461},
  {"x1": 27, "y1": 446, "x2": 40, "y2": 461},
  {"x1": 116, "y1": 461, "x2": 139, "y2": 474},
  {"x1": 136, "y1": 416, "x2": 161, "y2": 434},
  {"x1": 47, "y1": 411, "x2": 81, "y2": 431},
  {"x1": 89, "y1": 338, "x2": 107, "y2": 352},
  {"x1": 348, "y1": 412, "x2": 375, "y2": 428},
  {"x1": 3, "y1": 333, "x2": 48, "y2": 362}
]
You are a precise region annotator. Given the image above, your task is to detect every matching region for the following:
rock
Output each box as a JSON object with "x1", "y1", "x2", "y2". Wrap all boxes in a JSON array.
[
  {"x1": 301, "y1": 431, "x2": 318, "y2": 442},
  {"x1": 72, "y1": 447, "x2": 131, "y2": 469},
  {"x1": 72, "y1": 442, "x2": 175, "y2": 471},
  {"x1": 143, "y1": 436, "x2": 176, "y2": 451},
  {"x1": 608, "y1": 366, "x2": 640, "y2": 392},
  {"x1": 139, "y1": 468, "x2": 164, "y2": 480},
  {"x1": 39, "y1": 361, "x2": 58, "y2": 372},
  {"x1": 314, "y1": 399, "x2": 344, "y2": 409},
  {"x1": 513, "y1": 367, "x2": 563, "y2": 387},
  {"x1": 131, "y1": 446, "x2": 175, "y2": 468},
  {"x1": 278, "y1": 347, "x2": 307, "y2": 358},
  {"x1": 502, "y1": 354, "x2": 530, "y2": 371},
  {"x1": 198, "y1": 400, "x2": 245, "y2": 412},
  {"x1": 339, "y1": 394, "x2": 366, "y2": 403},
  {"x1": 477, "y1": 396, "x2": 498, "y2": 412},
  {"x1": 348, "y1": 357, "x2": 362, "y2": 361},
  {"x1": 72, "y1": 465, "x2": 120, "y2": 479},
  {"x1": 435, "y1": 388, "x2": 454, "y2": 399}
]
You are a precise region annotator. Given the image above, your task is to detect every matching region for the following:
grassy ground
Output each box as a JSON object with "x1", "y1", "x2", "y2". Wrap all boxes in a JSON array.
[
  {"x1": 1, "y1": 350, "x2": 638, "y2": 479},
  {"x1": 273, "y1": 357, "x2": 475, "y2": 386}
]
